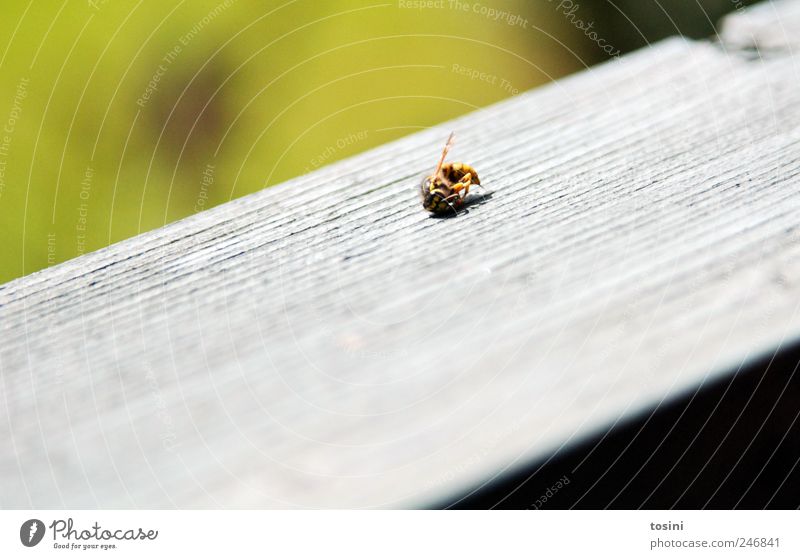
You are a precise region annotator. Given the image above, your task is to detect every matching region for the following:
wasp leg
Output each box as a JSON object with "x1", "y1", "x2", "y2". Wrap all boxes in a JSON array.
[
  {"x1": 449, "y1": 172, "x2": 473, "y2": 199},
  {"x1": 471, "y1": 182, "x2": 488, "y2": 199}
]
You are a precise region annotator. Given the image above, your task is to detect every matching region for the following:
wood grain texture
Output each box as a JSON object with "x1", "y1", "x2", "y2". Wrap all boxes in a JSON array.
[{"x1": 2, "y1": 3, "x2": 800, "y2": 508}]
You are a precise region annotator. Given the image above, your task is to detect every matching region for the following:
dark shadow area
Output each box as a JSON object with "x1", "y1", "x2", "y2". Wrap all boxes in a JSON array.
[{"x1": 439, "y1": 339, "x2": 800, "y2": 509}]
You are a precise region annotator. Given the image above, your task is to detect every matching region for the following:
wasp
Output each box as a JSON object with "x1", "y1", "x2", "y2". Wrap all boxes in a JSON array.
[{"x1": 420, "y1": 132, "x2": 480, "y2": 215}]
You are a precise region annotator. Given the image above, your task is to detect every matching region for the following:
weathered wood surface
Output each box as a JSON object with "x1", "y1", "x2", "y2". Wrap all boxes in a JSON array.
[
  {"x1": 2, "y1": 1, "x2": 800, "y2": 509},
  {"x1": 720, "y1": 0, "x2": 800, "y2": 51}
]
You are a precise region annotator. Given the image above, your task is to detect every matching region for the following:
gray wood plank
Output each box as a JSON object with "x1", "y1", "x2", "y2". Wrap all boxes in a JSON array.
[{"x1": 2, "y1": 4, "x2": 800, "y2": 508}]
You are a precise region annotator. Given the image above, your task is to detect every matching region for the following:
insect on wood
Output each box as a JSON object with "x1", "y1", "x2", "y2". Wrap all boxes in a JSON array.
[{"x1": 420, "y1": 132, "x2": 481, "y2": 215}]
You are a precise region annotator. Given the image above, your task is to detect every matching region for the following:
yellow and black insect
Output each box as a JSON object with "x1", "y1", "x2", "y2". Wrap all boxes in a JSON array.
[{"x1": 421, "y1": 132, "x2": 480, "y2": 215}]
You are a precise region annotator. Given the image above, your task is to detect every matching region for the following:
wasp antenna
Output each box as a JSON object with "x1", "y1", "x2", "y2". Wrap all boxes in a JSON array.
[{"x1": 433, "y1": 132, "x2": 455, "y2": 178}]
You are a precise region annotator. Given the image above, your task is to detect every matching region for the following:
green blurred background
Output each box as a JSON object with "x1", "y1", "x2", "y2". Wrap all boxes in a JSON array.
[{"x1": 0, "y1": 0, "x2": 758, "y2": 284}]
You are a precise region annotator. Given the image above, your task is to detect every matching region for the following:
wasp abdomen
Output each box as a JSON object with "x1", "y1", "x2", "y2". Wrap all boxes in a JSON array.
[{"x1": 443, "y1": 163, "x2": 480, "y2": 186}]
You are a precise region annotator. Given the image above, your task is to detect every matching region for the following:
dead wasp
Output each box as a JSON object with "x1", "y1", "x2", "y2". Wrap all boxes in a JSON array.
[{"x1": 420, "y1": 132, "x2": 481, "y2": 215}]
